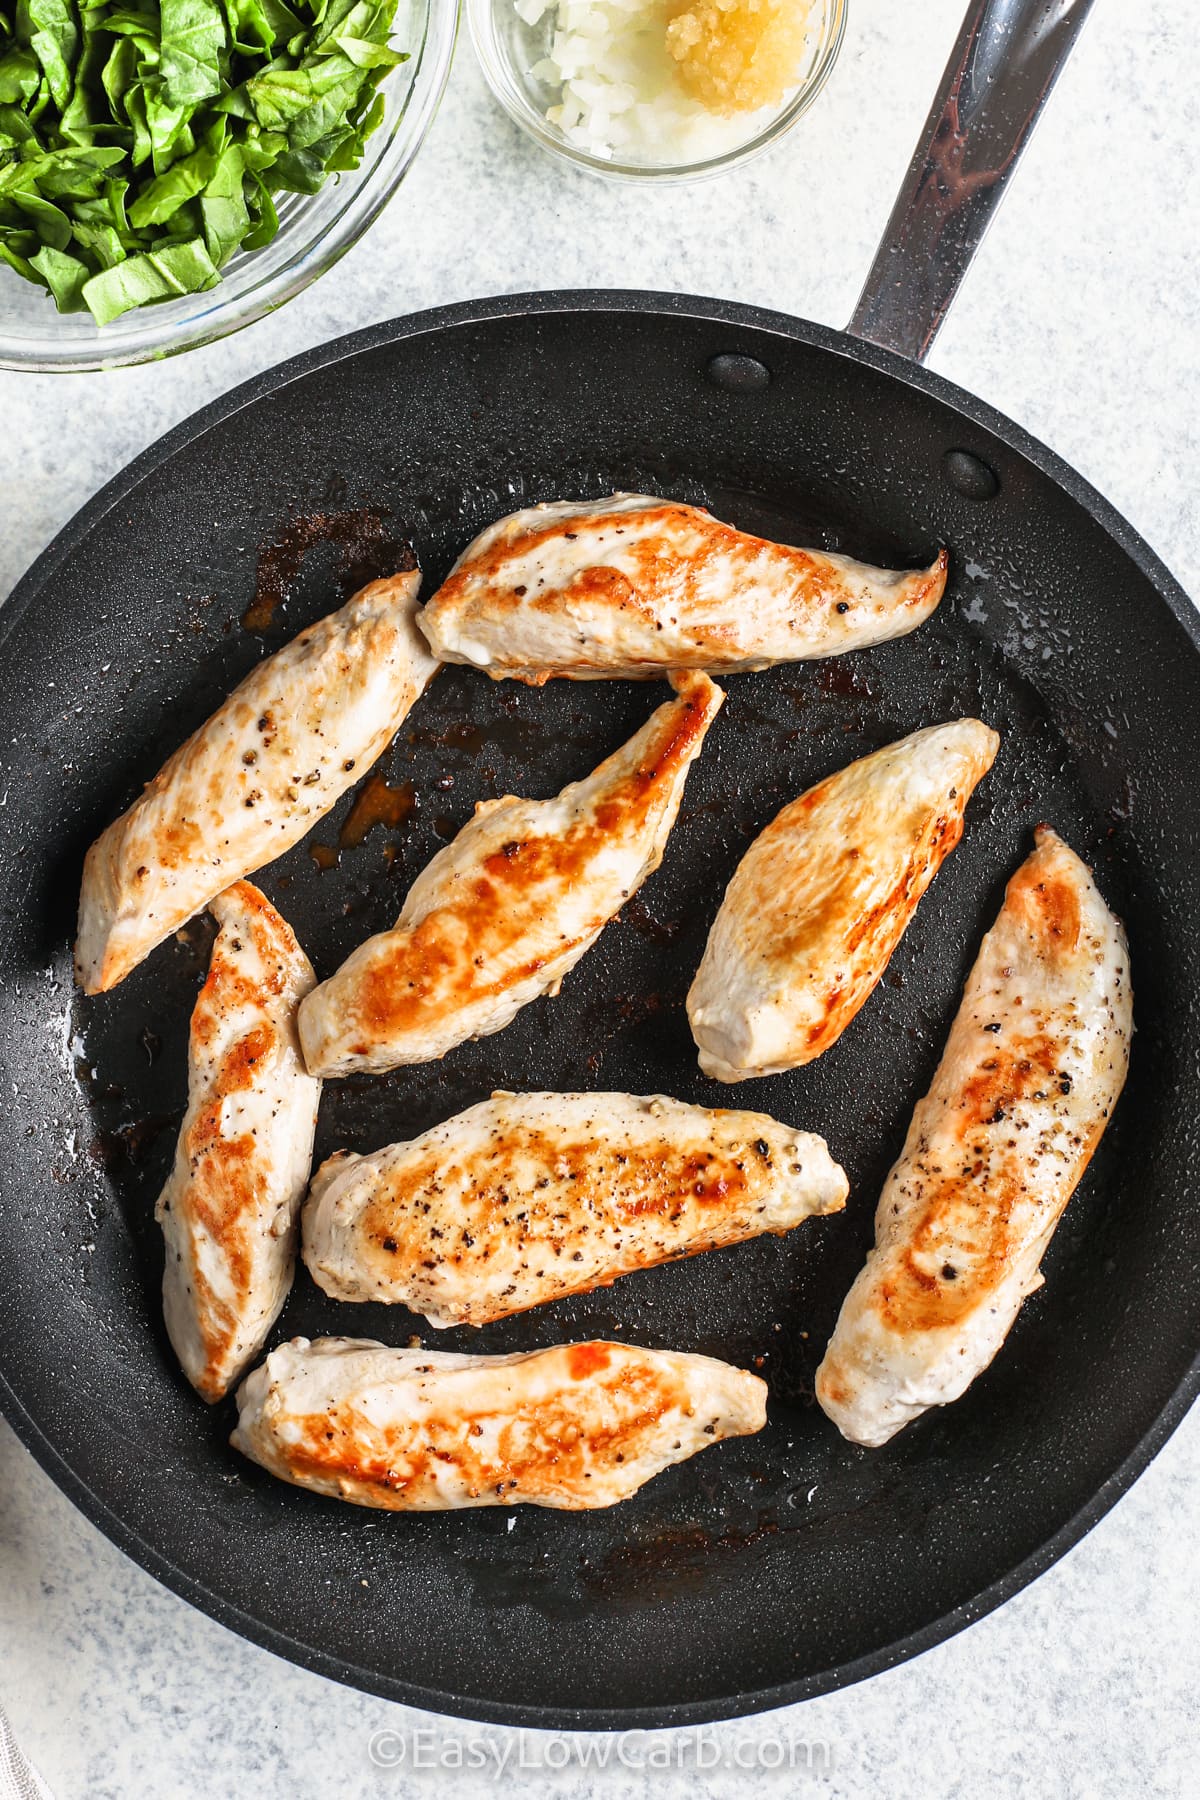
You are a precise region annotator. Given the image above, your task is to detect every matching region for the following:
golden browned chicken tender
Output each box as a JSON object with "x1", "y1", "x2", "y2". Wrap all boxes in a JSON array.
[
  {"x1": 76, "y1": 571, "x2": 438, "y2": 993},
  {"x1": 156, "y1": 882, "x2": 321, "y2": 1403},
  {"x1": 419, "y1": 494, "x2": 948, "y2": 681},
  {"x1": 688, "y1": 720, "x2": 999, "y2": 1079},
  {"x1": 816, "y1": 827, "x2": 1132, "y2": 1447},
  {"x1": 302, "y1": 1090, "x2": 847, "y2": 1326},
  {"x1": 232, "y1": 1335, "x2": 768, "y2": 1510},
  {"x1": 298, "y1": 672, "x2": 722, "y2": 1078}
]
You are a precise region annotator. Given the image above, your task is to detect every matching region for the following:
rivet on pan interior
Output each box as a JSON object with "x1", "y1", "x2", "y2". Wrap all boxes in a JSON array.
[
  {"x1": 943, "y1": 448, "x2": 1000, "y2": 500},
  {"x1": 707, "y1": 353, "x2": 771, "y2": 394}
]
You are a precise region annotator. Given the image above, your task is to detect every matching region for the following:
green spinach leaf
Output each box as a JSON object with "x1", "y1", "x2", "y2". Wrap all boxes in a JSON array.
[{"x1": 0, "y1": 0, "x2": 405, "y2": 323}]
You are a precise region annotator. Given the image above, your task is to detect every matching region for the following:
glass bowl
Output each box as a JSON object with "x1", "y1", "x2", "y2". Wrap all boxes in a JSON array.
[
  {"x1": 0, "y1": 0, "x2": 460, "y2": 373},
  {"x1": 468, "y1": 0, "x2": 847, "y2": 183}
]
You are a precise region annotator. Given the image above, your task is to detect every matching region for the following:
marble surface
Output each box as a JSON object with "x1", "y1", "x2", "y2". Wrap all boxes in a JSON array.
[{"x1": 1, "y1": 1, "x2": 1198, "y2": 1795}]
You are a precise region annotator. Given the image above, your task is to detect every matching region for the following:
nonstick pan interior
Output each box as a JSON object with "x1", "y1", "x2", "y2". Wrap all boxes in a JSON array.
[{"x1": 1, "y1": 295, "x2": 1197, "y2": 1726}]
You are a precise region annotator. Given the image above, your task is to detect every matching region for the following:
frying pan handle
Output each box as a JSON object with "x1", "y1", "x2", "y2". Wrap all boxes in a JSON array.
[{"x1": 848, "y1": 0, "x2": 1097, "y2": 363}]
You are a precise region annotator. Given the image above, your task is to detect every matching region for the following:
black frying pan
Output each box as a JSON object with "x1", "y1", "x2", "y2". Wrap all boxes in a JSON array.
[{"x1": 1, "y1": 0, "x2": 1197, "y2": 1730}]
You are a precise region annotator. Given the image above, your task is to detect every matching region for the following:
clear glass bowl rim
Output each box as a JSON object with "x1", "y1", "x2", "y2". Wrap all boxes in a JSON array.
[{"x1": 0, "y1": 0, "x2": 461, "y2": 374}]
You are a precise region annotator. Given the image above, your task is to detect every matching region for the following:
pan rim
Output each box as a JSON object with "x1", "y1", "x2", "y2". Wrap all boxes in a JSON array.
[
  {"x1": 3, "y1": 289, "x2": 1198, "y2": 660},
  {"x1": 3, "y1": 1359, "x2": 1196, "y2": 1728},
  {"x1": 2, "y1": 287, "x2": 1197, "y2": 1728}
]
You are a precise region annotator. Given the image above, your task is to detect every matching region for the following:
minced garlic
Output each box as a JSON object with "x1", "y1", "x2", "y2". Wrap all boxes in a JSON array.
[{"x1": 667, "y1": 0, "x2": 812, "y2": 116}]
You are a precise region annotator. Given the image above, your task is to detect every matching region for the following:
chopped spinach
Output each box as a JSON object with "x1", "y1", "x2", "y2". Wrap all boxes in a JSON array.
[{"x1": 0, "y1": 0, "x2": 405, "y2": 323}]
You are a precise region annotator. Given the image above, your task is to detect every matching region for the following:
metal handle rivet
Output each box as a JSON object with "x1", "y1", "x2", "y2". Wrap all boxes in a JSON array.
[
  {"x1": 707, "y1": 353, "x2": 771, "y2": 394},
  {"x1": 943, "y1": 448, "x2": 1000, "y2": 500}
]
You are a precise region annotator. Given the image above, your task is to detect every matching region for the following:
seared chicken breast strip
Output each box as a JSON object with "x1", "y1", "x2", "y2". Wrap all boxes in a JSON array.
[
  {"x1": 418, "y1": 494, "x2": 948, "y2": 681},
  {"x1": 816, "y1": 827, "x2": 1131, "y2": 1448},
  {"x1": 302, "y1": 1090, "x2": 847, "y2": 1326},
  {"x1": 298, "y1": 672, "x2": 722, "y2": 1078},
  {"x1": 76, "y1": 571, "x2": 438, "y2": 994},
  {"x1": 233, "y1": 1335, "x2": 767, "y2": 1510},
  {"x1": 689, "y1": 721, "x2": 1000, "y2": 1080},
  {"x1": 156, "y1": 883, "x2": 322, "y2": 1403}
]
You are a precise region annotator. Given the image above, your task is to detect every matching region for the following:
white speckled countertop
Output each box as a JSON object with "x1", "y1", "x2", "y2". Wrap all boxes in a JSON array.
[{"x1": 2, "y1": 3, "x2": 1198, "y2": 1795}]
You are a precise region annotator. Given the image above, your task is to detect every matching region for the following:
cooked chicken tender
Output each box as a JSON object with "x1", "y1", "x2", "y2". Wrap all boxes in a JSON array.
[
  {"x1": 297, "y1": 672, "x2": 722, "y2": 1078},
  {"x1": 156, "y1": 883, "x2": 321, "y2": 1403},
  {"x1": 232, "y1": 1335, "x2": 768, "y2": 1510},
  {"x1": 302, "y1": 1090, "x2": 848, "y2": 1326},
  {"x1": 76, "y1": 571, "x2": 438, "y2": 994},
  {"x1": 689, "y1": 720, "x2": 999, "y2": 1079},
  {"x1": 816, "y1": 827, "x2": 1132, "y2": 1447},
  {"x1": 419, "y1": 494, "x2": 948, "y2": 681}
]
